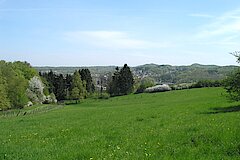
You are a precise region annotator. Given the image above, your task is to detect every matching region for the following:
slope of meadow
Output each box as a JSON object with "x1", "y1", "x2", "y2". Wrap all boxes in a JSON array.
[{"x1": 0, "y1": 88, "x2": 239, "y2": 159}]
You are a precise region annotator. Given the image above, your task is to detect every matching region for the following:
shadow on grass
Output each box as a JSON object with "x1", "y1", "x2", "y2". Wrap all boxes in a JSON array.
[
  {"x1": 204, "y1": 105, "x2": 240, "y2": 114},
  {"x1": 205, "y1": 105, "x2": 240, "y2": 114}
]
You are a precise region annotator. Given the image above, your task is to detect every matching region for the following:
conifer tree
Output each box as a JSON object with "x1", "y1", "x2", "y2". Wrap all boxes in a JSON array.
[
  {"x1": 70, "y1": 71, "x2": 85, "y2": 102},
  {"x1": 119, "y1": 64, "x2": 134, "y2": 95}
]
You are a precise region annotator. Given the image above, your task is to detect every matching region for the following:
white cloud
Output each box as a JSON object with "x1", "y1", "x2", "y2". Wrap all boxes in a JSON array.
[
  {"x1": 64, "y1": 31, "x2": 170, "y2": 50},
  {"x1": 189, "y1": 13, "x2": 215, "y2": 18},
  {"x1": 196, "y1": 9, "x2": 240, "y2": 38}
]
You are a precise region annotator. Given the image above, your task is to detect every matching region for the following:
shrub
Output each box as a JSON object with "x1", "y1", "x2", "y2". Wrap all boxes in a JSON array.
[
  {"x1": 192, "y1": 80, "x2": 222, "y2": 88},
  {"x1": 44, "y1": 93, "x2": 57, "y2": 104},
  {"x1": 145, "y1": 84, "x2": 171, "y2": 93},
  {"x1": 27, "y1": 76, "x2": 46, "y2": 104},
  {"x1": 223, "y1": 69, "x2": 240, "y2": 101},
  {"x1": 135, "y1": 77, "x2": 155, "y2": 94},
  {"x1": 171, "y1": 83, "x2": 193, "y2": 90},
  {"x1": 99, "y1": 93, "x2": 110, "y2": 99}
]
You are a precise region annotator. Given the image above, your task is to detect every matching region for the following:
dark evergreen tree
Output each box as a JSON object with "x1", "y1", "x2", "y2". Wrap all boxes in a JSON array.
[
  {"x1": 108, "y1": 67, "x2": 121, "y2": 96},
  {"x1": 108, "y1": 64, "x2": 134, "y2": 97},
  {"x1": 119, "y1": 64, "x2": 134, "y2": 95},
  {"x1": 65, "y1": 74, "x2": 72, "y2": 99},
  {"x1": 55, "y1": 74, "x2": 66, "y2": 101},
  {"x1": 79, "y1": 69, "x2": 94, "y2": 93}
]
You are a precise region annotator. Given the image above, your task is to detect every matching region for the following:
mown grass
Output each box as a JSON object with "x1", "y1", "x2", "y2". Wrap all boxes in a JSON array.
[{"x1": 0, "y1": 88, "x2": 239, "y2": 159}]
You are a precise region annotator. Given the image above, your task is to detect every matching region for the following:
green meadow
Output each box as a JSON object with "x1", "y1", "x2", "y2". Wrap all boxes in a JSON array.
[{"x1": 0, "y1": 88, "x2": 239, "y2": 159}]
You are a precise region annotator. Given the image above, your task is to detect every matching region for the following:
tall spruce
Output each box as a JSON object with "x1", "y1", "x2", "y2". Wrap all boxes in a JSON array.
[
  {"x1": 55, "y1": 74, "x2": 66, "y2": 101},
  {"x1": 108, "y1": 64, "x2": 134, "y2": 96},
  {"x1": 119, "y1": 64, "x2": 134, "y2": 95},
  {"x1": 108, "y1": 67, "x2": 120, "y2": 96},
  {"x1": 79, "y1": 69, "x2": 94, "y2": 93}
]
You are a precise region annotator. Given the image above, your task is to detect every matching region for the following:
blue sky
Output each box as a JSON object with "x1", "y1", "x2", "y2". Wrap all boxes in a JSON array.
[{"x1": 0, "y1": 0, "x2": 240, "y2": 66}]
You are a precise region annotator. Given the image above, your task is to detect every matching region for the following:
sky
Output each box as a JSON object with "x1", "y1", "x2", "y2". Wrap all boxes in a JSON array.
[{"x1": 0, "y1": 0, "x2": 240, "y2": 66}]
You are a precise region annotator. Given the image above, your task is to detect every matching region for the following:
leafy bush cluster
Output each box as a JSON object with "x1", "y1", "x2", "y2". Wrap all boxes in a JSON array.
[
  {"x1": 170, "y1": 83, "x2": 193, "y2": 90},
  {"x1": 224, "y1": 69, "x2": 240, "y2": 101},
  {"x1": 191, "y1": 80, "x2": 222, "y2": 88},
  {"x1": 170, "y1": 80, "x2": 223, "y2": 91},
  {"x1": 135, "y1": 77, "x2": 156, "y2": 94},
  {"x1": 145, "y1": 84, "x2": 172, "y2": 93},
  {"x1": 0, "y1": 61, "x2": 38, "y2": 110}
]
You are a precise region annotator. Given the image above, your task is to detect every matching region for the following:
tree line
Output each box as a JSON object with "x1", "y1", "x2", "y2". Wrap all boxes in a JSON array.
[
  {"x1": 2, "y1": 59, "x2": 238, "y2": 111},
  {"x1": 0, "y1": 61, "x2": 38, "y2": 110},
  {"x1": 40, "y1": 69, "x2": 95, "y2": 102},
  {"x1": 0, "y1": 60, "x2": 135, "y2": 111}
]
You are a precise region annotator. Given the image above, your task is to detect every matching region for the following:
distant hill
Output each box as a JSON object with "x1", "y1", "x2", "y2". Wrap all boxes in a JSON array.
[{"x1": 35, "y1": 64, "x2": 238, "y2": 84}]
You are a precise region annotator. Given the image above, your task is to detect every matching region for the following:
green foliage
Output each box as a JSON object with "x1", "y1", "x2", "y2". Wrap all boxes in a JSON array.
[
  {"x1": 98, "y1": 92, "x2": 110, "y2": 99},
  {"x1": 135, "y1": 77, "x2": 155, "y2": 94},
  {"x1": 0, "y1": 88, "x2": 239, "y2": 159},
  {"x1": 192, "y1": 80, "x2": 222, "y2": 88},
  {"x1": 79, "y1": 69, "x2": 94, "y2": 93},
  {"x1": 0, "y1": 61, "x2": 30, "y2": 109},
  {"x1": 70, "y1": 87, "x2": 80, "y2": 103},
  {"x1": 119, "y1": 64, "x2": 134, "y2": 94},
  {"x1": 27, "y1": 76, "x2": 46, "y2": 104},
  {"x1": 11, "y1": 61, "x2": 38, "y2": 80},
  {"x1": 40, "y1": 69, "x2": 94, "y2": 101},
  {"x1": 55, "y1": 74, "x2": 66, "y2": 101},
  {"x1": 108, "y1": 64, "x2": 134, "y2": 96},
  {"x1": 224, "y1": 69, "x2": 240, "y2": 101},
  {"x1": 0, "y1": 71, "x2": 10, "y2": 110},
  {"x1": 36, "y1": 64, "x2": 237, "y2": 86},
  {"x1": 170, "y1": 83, "x2": 193, "y2": 90},
  {"x1": 70, "y1": 71, "x2": 86, "y2": 101},
  {"x1": 224, "y1": 53, "x2": 240, "y2": 101},
  {"x1": 7, "y1": 74, "x2": 28, "y2": 109}
]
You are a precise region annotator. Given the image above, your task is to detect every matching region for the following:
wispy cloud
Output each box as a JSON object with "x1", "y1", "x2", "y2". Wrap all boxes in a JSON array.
[
  {"x1": 189, "y1": 13, "x2": 215, "y2": 18},
  {"x1": 196, "y1": 9, "x2": 240, "y2": 38},
  {"x1": 64, "y1": 31, "x2": 171, "y2": 50}
]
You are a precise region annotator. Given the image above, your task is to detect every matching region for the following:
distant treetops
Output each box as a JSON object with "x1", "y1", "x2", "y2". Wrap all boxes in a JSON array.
[{"x1": 40, "y1": 68, "x2": 95, "y2": 103}]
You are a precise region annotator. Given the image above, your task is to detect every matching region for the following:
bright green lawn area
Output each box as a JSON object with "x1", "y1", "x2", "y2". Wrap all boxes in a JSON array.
[{"x1": 0, "y1": 88, "x2": 239, "y2": 159}]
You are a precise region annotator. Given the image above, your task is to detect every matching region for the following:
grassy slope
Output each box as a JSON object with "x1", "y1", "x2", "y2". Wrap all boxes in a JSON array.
[{"x1": 0, "y1": 88, "x2": 239, "y2": 160}]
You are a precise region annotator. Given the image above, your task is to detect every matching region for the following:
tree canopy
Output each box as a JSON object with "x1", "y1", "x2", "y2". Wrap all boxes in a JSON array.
[{"x1": 108, "y1": 64, "x2": 134, "y2": 96}]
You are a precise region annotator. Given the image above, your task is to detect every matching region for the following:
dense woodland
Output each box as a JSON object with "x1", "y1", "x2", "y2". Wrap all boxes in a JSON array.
[
  {"x1": 0, "y1": 61, "x2": 134, "y2": 110},
  {"x1": 0, "y1": 61, "x2": 38, "y2": 110}
]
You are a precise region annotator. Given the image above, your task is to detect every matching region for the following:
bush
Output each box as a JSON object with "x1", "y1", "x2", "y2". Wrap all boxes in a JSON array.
[
  {"x1": 223, "y1": 69, "x2": 240, "y2": 101},
  {"x1": 192, "y1": 80, "x2": 222, "y2": 88},
  {"x1": 44, "y1": 93, "x2": 57, "y2": 104},
  {"x1": 99, "y1": 93, "x2": 110, "y2": 99},
  {"x1": 170, "y1": 83, "x2": 193, "y2": 90},
  {"x1": 145, "y1": 84, "x2": 171, "y2": 93},
  {"x1": 135, "y1": 77, "x2": 155, "y2": 94}
]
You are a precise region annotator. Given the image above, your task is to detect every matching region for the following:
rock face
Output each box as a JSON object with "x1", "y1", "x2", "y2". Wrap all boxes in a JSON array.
[{"x1": 145, "y1": 84, "x2": 171, "y2": 93}]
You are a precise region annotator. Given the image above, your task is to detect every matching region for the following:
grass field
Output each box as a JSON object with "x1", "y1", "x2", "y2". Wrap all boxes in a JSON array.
[{"x1": 0, "y1": 88, "x2": 239, "y2": 159}]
